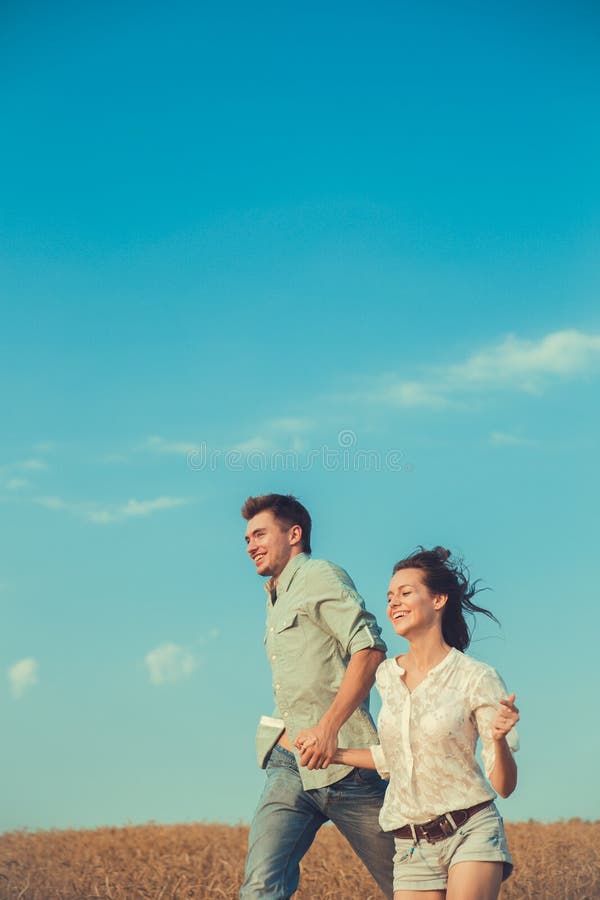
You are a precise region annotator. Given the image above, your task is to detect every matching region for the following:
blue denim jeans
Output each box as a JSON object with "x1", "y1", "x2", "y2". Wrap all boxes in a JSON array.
[{"x1": 240, "y1": 744, "x2": 395, "y2": 899}]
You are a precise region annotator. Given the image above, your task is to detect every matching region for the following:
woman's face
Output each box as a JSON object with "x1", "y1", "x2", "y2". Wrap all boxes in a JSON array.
[{"x1": 386, "y1": 567, "x2": 445, "y2": 638}]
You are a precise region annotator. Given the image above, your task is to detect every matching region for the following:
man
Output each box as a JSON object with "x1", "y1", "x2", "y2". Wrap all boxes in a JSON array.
[{"x1": 240, "y1": 493, "x2": 395, "y2": 899}]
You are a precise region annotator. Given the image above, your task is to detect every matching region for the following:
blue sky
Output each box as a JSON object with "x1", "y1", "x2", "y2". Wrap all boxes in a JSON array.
[{"x1": 2, "y1": 0, "x2": 599, "y2": 832}]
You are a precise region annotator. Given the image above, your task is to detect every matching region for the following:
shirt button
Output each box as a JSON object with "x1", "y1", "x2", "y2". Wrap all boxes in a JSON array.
[
  {"x1": 283, "y1": 711, "x2": 289, "y2": 718},
  {"x1": 271, "y1": 655, "x2": 277, "y2": 661},
  {"x1": 270, "y1": 626, "x2": 274, "y2": 632},
  {"x1": 275, "y1": 683, "x2": 280, "y2": 690}
]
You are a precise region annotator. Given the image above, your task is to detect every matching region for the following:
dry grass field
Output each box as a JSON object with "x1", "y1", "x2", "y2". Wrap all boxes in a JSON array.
[{"x1": 1, "y1": 820, "x2": 598, "y2": 899}]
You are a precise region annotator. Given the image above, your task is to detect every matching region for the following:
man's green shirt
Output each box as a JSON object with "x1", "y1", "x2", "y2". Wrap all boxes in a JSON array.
[{"x1": 255, "y1": 552, "x2": 387, "y2": 789}]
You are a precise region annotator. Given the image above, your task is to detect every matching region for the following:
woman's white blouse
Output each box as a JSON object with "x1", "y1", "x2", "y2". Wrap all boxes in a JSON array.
[{"x1": 371, "y1": 648, "x2": 519, "y2": 830}]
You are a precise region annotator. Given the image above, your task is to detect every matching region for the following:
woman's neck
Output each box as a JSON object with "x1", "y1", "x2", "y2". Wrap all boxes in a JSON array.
[{"x1": 403, "y1": 632, "x2": 451, "y2": 672}]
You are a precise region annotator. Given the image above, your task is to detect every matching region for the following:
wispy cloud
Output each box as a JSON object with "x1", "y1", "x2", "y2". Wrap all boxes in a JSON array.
[
  {"x1": 146, "y1": 417, "x2": 316, "y2": 462},
  {"x1": 144, "y1": 642, "x2": 198, "y2": 685},
  {"x1": 489, "y1": 432, "x2": 536, "y2": 447},
  {"x1": 33, "y1": 495, "x2": 191, "y2": 524},
  {"x1": 33, "y1": 441, "x2": 58, "y2": 453},
  {"x1": 198, "y1": 627, "x2": 221, "y2": 647},
  {"x1": 144, "y1": 436, "x2": 200, "y2": 455},
  {"x1": 5, "y1": 478, "x2": 29, "y2": 491},
  {"x1": 101, "y1": 452, "x2": 131, "y2": 464},
  {"x1": 269, "y1": 417, "x2": 314, "y2": 434},
  {"x1": 364, "y1": 381, "x2": 452, "y2": 409},
  {"x1": 231, "y1": 436, "x2": 274, "y2": 454},
  {"x1": 0, "y1": 458, "x2": 48, "y2": 476},
  {"x1": 447, "y1": 330, "x2": 600, "y2": 390},
  {"x1": 358, "y1": 330, "x2": 600, "y2": 409},
  {"x1": 17, "y1": 458, "x2": 48, "y2": 471},
  {"x1": 231, "y1": 417, "x2": 316, "y2": 455},
  {"x1": 8, "y1": 658, "x2": 38, "y2": 699}
]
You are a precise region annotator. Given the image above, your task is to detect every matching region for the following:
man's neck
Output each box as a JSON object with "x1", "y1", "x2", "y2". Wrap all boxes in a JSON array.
[{"x1": 272, "y1": 548, "x2": 303, "y2": 588}]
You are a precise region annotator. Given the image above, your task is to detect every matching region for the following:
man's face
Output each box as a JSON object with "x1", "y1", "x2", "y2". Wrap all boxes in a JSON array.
[{"x1": 245, "y1": 509, "x2": 299, "y2": 579}]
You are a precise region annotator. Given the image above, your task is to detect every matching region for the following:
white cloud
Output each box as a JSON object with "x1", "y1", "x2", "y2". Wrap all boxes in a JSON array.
[
  {"x1": 232, "y1": 418, "x2": 315, "y2": 455},
  {"x1": 0, "y1": 457, "x2": 48, "y2": 477},
  {"x1": 101, "y1": 452, "x2": 131, "y2": 464},
  {"x1": 87, "y1": 496, "x2": 190, "y2": 523},
  {"x1": 9, "y1": 657, "x2": 38, "y2": 699},
  {"x1": 142, "y1": 420, "x2": 316, "y2": 462},
  {"x1": 33, "y1": 495, "x2": 190, "y2": 524},
  {"x1": 145, "y1": 643, "x2": 198, "y2": 685},
  {"x1": 489, "y1": 432, "x2": 536, "y2": 447},
  {"x1": 5, "y1": 478, "x2": 29, "y2": 491},
  {"x1": 34, "y1": 441, "x2": 58, "y2": 453},
  {"x1": 269, "y1": 417, "x2": 314, "y2": 434},
  {"x1": 361, "y1": 329, "x2": 600, "y2": 409},
  {"x1": 18, "y1": 458, "x2": 48, "y2": 471},
  {"x1": 232, "y1": 436, "x2": 274, "y2": 454},
  {"x1": 34, "y1": 495, "x2": 71, "y2": 512},
  {"x1": 145, "y1": 435, "x2": 200, "y2": 455},
  {"x1": 447, "y1": 330, "x2": 600, "y2": 390},
  {"x1": 365, "y1": 380, "x2": 452, "y2": 409}
]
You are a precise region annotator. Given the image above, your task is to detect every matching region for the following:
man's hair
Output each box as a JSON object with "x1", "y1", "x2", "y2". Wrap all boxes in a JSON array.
[{"x1": 241, "y1": 493, "x2": 312, "y2": 554}]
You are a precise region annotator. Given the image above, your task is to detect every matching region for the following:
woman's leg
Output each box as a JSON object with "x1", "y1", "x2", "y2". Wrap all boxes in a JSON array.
[
  {"x1": 446, "y1": 861, "x2": 503, "y2": 900},
  {"x1": 394, "y1": 891, "x2": 445, "y2": 900}
]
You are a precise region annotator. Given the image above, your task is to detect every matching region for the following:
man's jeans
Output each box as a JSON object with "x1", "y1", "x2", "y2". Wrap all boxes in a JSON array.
[{"x1": 240, "y1": 745, "x2": 395, "y2": 899}]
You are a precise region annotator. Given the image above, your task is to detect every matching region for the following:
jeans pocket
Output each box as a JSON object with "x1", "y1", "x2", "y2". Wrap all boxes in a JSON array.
[
  {"x1": 355, "y1": 766, "x2": 384, "y2": 786},
  {"x1": 267, "y1": 743, "x2": 298, "y2": 772}
]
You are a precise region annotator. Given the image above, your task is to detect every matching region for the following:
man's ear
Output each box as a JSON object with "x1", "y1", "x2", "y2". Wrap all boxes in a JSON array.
[{"x1": 289, "y1": 524, "x2": 303, "y2": 547}]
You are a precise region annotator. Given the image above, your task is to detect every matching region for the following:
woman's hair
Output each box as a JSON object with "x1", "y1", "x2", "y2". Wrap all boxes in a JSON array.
[{"x1": 392, "y1": 546, "x2": 499, "y2": 652}]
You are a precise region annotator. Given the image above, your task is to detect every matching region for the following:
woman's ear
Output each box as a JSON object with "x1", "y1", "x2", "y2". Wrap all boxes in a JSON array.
[{"x1": 433, "y1": 593, "x2": 448, "y2": 611}]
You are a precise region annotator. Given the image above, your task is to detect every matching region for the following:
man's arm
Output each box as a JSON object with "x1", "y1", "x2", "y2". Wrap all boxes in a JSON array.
[{"x1": 294, "y1": 647, "x2": 384, "y2": 769}]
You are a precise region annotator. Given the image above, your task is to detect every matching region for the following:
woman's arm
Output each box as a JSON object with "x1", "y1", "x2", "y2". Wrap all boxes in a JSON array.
[
  {"x1": 488, "y1": 694, "x2": 519, "y2": 798},
  {"x1": 333, "y1": 747, "x2": 377, "y2": 769},
  {"x1": 296, "y1": 740, "x2": 378, "y2": 770},
  {"x1": 293, "y1": 647, "x2": 384, "y2": 770}
]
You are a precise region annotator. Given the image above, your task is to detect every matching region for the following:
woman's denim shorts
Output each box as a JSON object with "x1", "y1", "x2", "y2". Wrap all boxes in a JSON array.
[{"x1": 392, "y1": 803, "x2": 513, "y2": 892}]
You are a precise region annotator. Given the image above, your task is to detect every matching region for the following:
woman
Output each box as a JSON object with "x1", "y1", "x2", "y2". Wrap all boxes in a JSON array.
[{"x1": 297, "y1": 547, "x2": 519, "y2": 900}]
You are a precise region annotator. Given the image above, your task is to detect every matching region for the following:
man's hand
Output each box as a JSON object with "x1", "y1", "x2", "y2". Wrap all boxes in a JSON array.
[
  {"x1": 294, "y1": 722, "x2": 339, "y2": 770},
  {"x1": 294, "y1": 647, "x2": 384, "y2": 770},
  {"x1": 493, "y1": 693, "x2": 519, "y2": 741}
]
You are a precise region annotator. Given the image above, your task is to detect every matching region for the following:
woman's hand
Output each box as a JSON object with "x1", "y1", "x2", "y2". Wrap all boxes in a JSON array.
[
  {"x1": 294, "y1": 725, "x2": 338, "y2": 769},
  {"x1": 493, "y1": 693, "x2": 519, "y2": 741}
]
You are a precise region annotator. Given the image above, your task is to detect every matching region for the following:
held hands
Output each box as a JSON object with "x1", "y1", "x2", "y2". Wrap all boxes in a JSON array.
[
  {"x1": 493, "y1": 693, "x2": 520, "y2": 741},
  {"x1": 294, "y1": 722, "x2": 339, "y2": 770}
]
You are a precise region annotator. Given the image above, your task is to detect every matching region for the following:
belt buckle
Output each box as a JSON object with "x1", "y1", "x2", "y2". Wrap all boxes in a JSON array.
[
  {"x1": 438, "y1": 815, "x2": 457, "y2": 838},
  {"x1": 423, "y1": 814, "x2": 455, "y2": 844}
]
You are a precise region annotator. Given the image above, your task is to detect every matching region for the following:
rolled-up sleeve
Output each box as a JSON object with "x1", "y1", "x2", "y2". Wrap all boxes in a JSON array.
[
  {"x1": 303, "y1": 562, "x2": 387, "y2": 656},
  {"x1": 370, "y1": 743, "x2": 390, "y2": 780},
  {"x1": 472, "y1": 667, "x2": 520, "y2": 778}
]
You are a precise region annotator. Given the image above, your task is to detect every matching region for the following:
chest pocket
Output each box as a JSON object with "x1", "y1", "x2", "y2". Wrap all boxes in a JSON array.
[{"x1": 266, "y1": 613, "x2": 306, "y2": 657}]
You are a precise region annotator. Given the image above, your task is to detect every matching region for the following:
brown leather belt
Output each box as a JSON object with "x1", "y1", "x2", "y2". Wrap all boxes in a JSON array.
[{"x1": 391, "y1": 800, "x2": 493, "y2": 844}]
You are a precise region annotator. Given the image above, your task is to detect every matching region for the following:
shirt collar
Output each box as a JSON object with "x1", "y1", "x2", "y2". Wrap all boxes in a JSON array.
[
  {"x1": 393, "y1": 646, "x2": 458, "y2": 676},
  {"x1": 264, "y1": 551, "x2": 310, "y2": 597}
]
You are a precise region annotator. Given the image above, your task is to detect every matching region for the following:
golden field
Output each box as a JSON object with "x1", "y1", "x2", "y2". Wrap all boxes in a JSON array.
[{"x1": 1, "y1": 820, "x2": 598, "y2": 899}]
